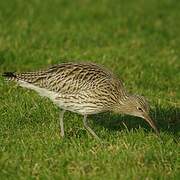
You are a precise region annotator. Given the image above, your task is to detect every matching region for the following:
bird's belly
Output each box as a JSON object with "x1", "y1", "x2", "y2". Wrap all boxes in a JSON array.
[
  {"x1": 53, "y1": 95, "x2": 105, "y2": 115},
  {"x1": 58, "y1": 103, "x2": 102, "y2": 115}
]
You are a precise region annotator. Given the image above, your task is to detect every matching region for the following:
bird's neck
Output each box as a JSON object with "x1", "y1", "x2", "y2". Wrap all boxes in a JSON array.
[{"x1": 112, "y1": 93, "x2": 132, "y2": 114}]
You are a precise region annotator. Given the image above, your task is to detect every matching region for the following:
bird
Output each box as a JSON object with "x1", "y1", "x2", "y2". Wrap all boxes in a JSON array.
[{"x1": 2, "y1": 62, "x2": 159, "y2": 139}]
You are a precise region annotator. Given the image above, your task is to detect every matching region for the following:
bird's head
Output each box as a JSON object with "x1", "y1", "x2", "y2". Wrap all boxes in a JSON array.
[{"x1": 115, "y1": 94, "x2": 159, "y2": 135}]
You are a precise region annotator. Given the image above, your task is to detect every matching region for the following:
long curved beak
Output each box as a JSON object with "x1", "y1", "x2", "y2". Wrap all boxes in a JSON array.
[{"x1": 143, "y1": 114, "x2": 159, "y2": 136}]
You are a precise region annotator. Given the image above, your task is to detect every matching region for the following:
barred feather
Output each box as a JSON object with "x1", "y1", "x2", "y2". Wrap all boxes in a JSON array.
[{"x1": 2, "y1": 62, "x2": 148, "y2": 115}]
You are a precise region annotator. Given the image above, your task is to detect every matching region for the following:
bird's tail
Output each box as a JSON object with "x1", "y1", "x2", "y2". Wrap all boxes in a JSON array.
[
  {"x1": 2, "y1": 71, "x2": 47, "y2": 85},
  {"x1": 2, "y1": 72, "x2": 17, "y2": 81}
]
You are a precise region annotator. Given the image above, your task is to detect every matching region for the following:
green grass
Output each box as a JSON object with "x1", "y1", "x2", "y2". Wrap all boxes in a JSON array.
[{"x1": 0, "y1": 0, "x2": 179, "y2": 179}]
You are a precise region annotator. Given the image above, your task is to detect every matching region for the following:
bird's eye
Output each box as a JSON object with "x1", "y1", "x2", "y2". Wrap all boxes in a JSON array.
[{"x1": 137, "y1": 107, "x2": 143, "y2": 112}]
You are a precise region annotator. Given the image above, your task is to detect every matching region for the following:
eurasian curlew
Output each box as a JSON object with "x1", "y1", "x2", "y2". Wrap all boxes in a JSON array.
[{"x1": 3, "y1": 62, "x2": 159, "y2": 139}]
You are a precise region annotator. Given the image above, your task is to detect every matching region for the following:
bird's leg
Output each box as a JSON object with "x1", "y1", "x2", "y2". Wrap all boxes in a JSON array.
[
  {"x1": 59, "y1": 110, "x2": 66, "y2": 137},
  {"x1": 83, "y1": 115, "x2": 100, "y2": 140}
]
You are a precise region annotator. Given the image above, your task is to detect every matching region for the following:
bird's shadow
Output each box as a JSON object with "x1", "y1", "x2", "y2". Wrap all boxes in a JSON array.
[{"x1": 89, "y1": 105, "x2": 180, "y2": 138}]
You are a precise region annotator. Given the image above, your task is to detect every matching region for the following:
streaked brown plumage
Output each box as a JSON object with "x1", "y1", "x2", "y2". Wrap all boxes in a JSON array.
[{"x1": 3, "y1": 62, "x2": 159, "y2": 139}]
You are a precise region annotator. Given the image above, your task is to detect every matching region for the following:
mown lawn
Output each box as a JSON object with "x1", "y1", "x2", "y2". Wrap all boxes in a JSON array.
[{"x1": 0, "y1": 0, "x2": 179, "y2": 179}]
